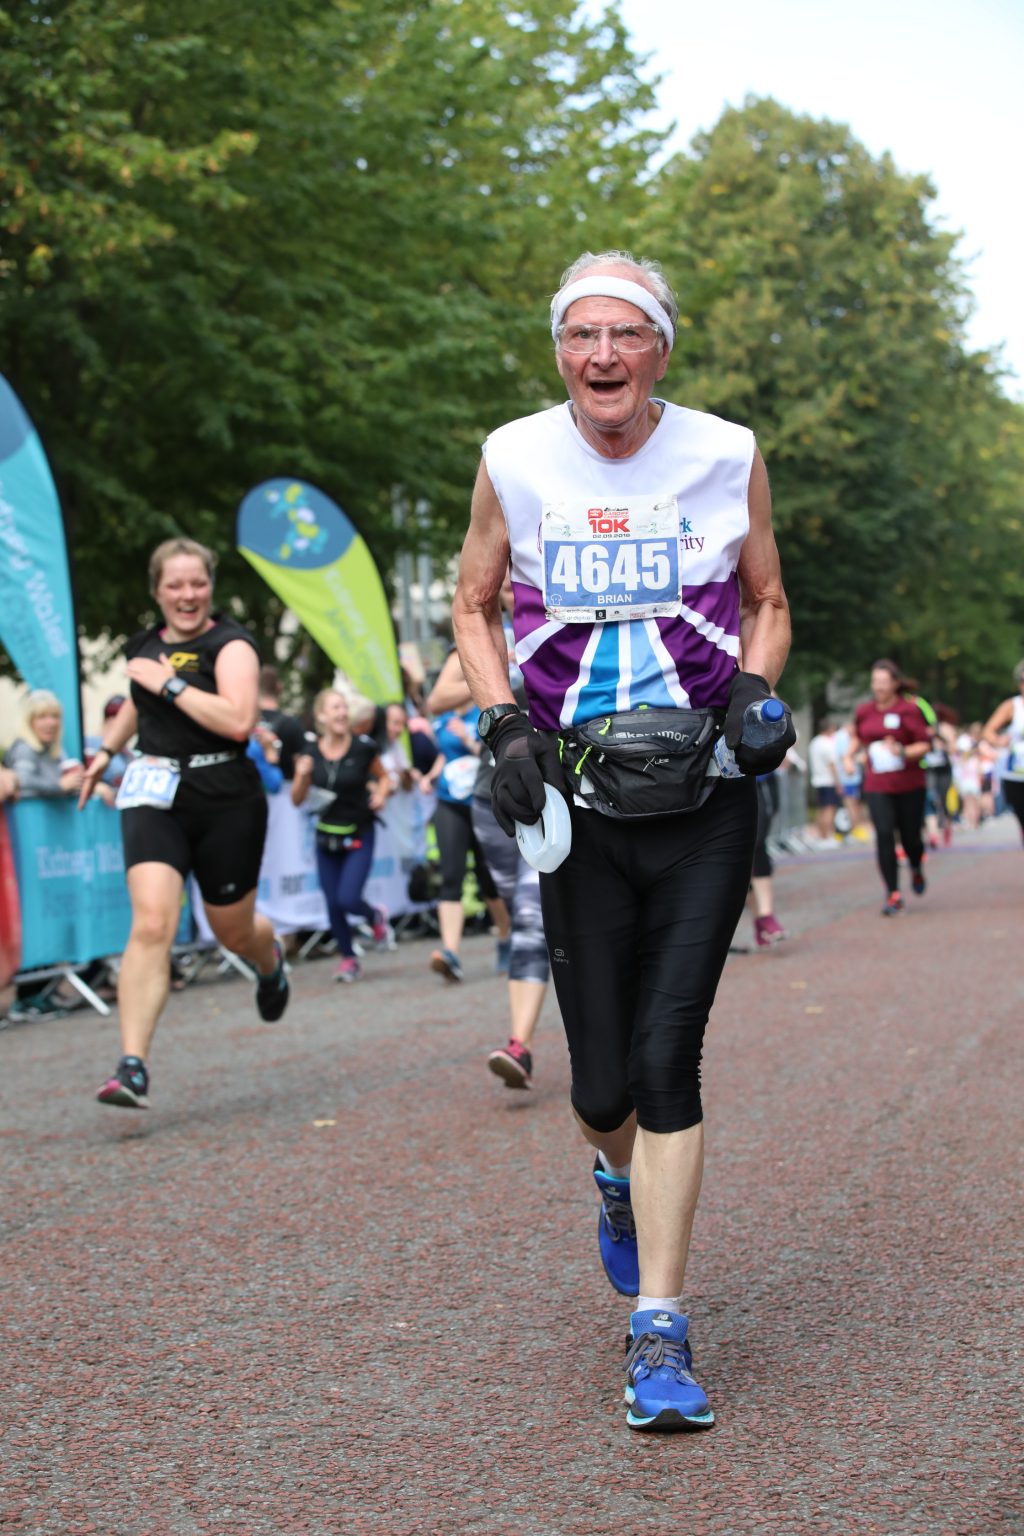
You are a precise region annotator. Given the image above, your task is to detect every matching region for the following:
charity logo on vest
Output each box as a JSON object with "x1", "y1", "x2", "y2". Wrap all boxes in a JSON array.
[{"x1": 679, "y1": 517, "x2": 705, "y2": 554}]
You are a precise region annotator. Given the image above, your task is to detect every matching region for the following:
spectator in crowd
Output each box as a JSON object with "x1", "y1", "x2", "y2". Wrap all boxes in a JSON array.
[
  {"x1": 258, "y1": 665, "x2": 306, "y2": 780},
  {"x1": 4, "y1": 690, "x2": 107, "y2": 1022},
  {"x1": 0, "y1": 763, "x2": 18, "y2": 804},
  {"x1": 423, "y1": 673, "x2": 510, "y2": 984},
  {"x1": 953, "y1": 726, "x2": 984, "y2": 830},
  {"x1": 4, "y1": 690, "x2": 101, "y2": 803},
  {"x1": 0, "y1": 758, "x2": 29, "y2": 1013},
  {"x1": 247, "y1": 723, "x2": 285, "y2": 795},
  {"x1": 976, "y1": 729, "x2": 998, "y2": 823},
  {"x1": 807, "y1": 718, "x2": 842, "y2": 844},
  {"x1": 982, "y1": 659, "x2": 1024, "y2": 844},
  {"x1": 379, "y1": 702, "x2": 417, "y2": 792},
  {"x1": 922, "y1": 704, "x2": 958, "y2": 848},
  {"x1": 833, "y1": 716, "x2": 866, "y2": 839},
  {"x1": 407, "y1": 714, "x2": 440, "y2": 778},
  {"x1": 84, "y1": 695, "x2": 133, "y2": 790},
  {"x1": 400, "y1": 654, "x2": 428, "y2": 716},
  {"x1": 350, "y1": 695, "x2": 389, "y2": 753},
  {"x1": 291, "y1": 688, "x2": 393, "y2": 983}
]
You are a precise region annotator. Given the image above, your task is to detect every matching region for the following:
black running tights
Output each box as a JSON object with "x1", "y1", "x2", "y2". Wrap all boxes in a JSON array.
[
  {"x1": 539, "y1": 779, "x2": 757, "y2": 1135},
  {"x1": 865, "y1": 788, "x2": 926, "y2": 894}
]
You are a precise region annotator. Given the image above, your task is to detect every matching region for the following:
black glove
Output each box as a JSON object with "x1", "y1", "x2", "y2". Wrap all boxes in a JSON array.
[
  {"x1": 490, "y1": 715, "x2": 564, "y2": 836},
  {"x1": 724, "y1": 671, "x2": 796, "y2": 776}
]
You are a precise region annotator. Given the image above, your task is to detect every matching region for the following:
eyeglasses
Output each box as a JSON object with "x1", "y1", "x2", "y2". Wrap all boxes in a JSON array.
[{"x1": 556, "y1": 321, "x2": 663, "y2": 356}]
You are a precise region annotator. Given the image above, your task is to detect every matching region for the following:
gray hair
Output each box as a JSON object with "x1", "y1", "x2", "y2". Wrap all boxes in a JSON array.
[
  {"x1": 555, "y1": 250, "x2": 679, "y2": 332},
  {"x1": 1013, "y1": 658, "x2": 1024, "y2": 687}
]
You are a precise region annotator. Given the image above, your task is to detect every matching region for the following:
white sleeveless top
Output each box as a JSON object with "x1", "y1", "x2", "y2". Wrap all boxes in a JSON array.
[
  {"x1": 483, "y1": 401, "x2": 755, "y2": 730},
  {"x1": 1001, "y1": 695, "x2": 1024, "y2": 781}
]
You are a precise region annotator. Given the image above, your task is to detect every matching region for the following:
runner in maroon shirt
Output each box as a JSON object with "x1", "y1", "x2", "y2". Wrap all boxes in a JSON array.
[{"x1": 843, "y1": 660, "x2": 931, "y2": 915}]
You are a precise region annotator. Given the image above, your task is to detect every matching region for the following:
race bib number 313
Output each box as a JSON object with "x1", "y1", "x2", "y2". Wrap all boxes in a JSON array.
[
  {"x1": 541, "y1": 494, "x2": 682, "y2": 623},
  {"x1": 115, "y1": 757, "x2": 181, "y2": 811}
]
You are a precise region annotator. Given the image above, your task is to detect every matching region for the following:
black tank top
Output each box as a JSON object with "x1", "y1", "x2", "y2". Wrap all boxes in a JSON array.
[
  {"x1": 125, "y1": 615, "x2": 262, "y2": 802},
  {"x1": 309, "y1": 735, "x2": 379, "y2": 832}
]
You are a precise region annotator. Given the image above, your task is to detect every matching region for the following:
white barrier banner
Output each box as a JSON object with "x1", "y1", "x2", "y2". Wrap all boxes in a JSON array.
[
  {"x1": 257, "y1": 792, "x2": 330, "y2": 932},
  {"x1": 363, "y1": 785, "x2": 433, "y2": 920},
  {"x1": 192, "y1": 787, "x2": 432, "y2": 940}
]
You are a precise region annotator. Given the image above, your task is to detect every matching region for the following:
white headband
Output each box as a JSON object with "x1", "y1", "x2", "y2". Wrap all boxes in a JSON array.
[{"x1": 550, "y1": 276, "x2": 674, "y2": 351}]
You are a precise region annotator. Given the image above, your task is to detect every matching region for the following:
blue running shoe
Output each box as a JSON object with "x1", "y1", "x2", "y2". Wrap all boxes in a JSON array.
[
  {"x1": 624, "y1": 1310, "x2": 714, "y2": 1431},
  {"x1": 430, "y1": 948, "x2": 463, "y2": 982},
  {"x1": 593, "y1": 1159, "x2": 639, "y2": 1296}
]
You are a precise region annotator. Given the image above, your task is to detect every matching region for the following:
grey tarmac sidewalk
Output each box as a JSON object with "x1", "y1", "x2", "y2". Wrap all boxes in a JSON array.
[{"x1": 1, "y1": 817, "x2": 1021, "y2": 1536}]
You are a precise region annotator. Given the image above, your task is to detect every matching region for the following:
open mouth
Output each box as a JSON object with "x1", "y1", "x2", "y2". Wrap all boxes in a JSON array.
[{"x1": 587, "y1": 379, "x2": 627, "y2": 396}]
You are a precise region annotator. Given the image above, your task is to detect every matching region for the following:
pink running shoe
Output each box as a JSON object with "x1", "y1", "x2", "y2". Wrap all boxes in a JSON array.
[
  {"x1": 334, "y1": 957, "x2": 361, "y2": 983},
  {"x1": 371, "y1": 909, "x2": 396, "y2": 951},
  {"x1": 754, "y1": 914, "x2": 786, "y2": 948},
  {"x1": 487, "y1": 1039, "x2": 533, "y2": 1089}
]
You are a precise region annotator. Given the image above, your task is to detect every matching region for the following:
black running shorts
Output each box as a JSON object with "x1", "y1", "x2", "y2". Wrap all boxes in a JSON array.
[{"x1": 121, "y1": 793, "x2": 269, "y2": 906}]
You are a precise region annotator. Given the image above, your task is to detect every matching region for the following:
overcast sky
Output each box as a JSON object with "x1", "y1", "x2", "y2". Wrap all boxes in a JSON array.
[{"x1": 601, "y1": 0, "x2": 1022, "y2": 395}]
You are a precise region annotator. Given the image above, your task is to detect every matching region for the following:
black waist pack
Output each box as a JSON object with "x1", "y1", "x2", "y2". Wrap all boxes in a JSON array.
[
  {"x1": 559, "y1": 707, "x2": 723, "y2": 820},
  {"x1": 316, "y1": 830, "x2": 363, "y2": 854}
]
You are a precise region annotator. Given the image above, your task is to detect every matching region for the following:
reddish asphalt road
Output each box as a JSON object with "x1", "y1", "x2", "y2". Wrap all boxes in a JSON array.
[{"x1": 1, "y1": 820, "x2": 1021, "y2": 1535}]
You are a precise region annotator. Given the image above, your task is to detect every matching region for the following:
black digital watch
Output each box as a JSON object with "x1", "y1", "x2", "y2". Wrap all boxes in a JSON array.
[
  {"x1": 161, "y1": 676, "x2": 188, "y2": 702},
  {"x1": 478, "y1": 703, "x2": 522, "y2": 748}
]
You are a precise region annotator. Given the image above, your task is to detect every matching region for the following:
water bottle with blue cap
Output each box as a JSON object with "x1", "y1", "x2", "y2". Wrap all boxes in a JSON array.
[
  {"x1": 740, "y1": 696, "x2": 788, "y2": 748},
  {"x1": 714, "y1": 697, "x2": 790, "y2": 777}
]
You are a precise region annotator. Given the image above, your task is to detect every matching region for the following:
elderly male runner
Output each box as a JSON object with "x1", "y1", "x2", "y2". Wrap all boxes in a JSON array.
[{"x1": 452, "y1": 250, "x2": 793, "y2": 1430}]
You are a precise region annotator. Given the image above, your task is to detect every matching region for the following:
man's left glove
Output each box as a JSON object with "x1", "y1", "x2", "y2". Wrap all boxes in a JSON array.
[
  {"x1": 490, "y1": 715, "x2": 564, "y2": 836},
  {"x1": 723, "y1": 670, "x2": 796, "y2": 776}
]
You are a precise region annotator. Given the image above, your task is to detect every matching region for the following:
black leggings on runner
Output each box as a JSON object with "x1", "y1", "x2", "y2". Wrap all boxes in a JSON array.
[
  {"x1": 432, "y1": 798, "x2": 499, "y2": 903},
  {"x1": 1002, "y1": 779, "x2": 1024, "y2": 842},
  {"x1": 751, "y1": 775, "x2": 779, "y2": 879},
  {"x1": 865, "y1": 788, "x2": 926, "y2": 893},
  {"x1": 471, "y1": 796, "x2": 549, "y2": 984},
  {"x1": 539, "y1": 778, "x2": 757, "y2": 1136}
]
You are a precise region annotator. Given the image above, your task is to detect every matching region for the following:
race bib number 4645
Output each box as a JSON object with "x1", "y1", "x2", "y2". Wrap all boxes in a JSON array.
[{"x1": 541, "y1": 494, "x2": 682, "y2": 623}]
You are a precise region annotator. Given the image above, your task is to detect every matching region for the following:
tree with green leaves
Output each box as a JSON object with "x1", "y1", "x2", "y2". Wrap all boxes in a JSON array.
[
  {"x1": 636, "y1": 97, "x2": 1024, "y2": 718},
  {"x1": 1, "y1": 0, "x2": 660, "y2": 683}
]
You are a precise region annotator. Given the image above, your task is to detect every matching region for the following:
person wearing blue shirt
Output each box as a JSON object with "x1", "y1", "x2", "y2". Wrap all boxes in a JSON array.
[{"x1": 423, "y1": 680, "x2": 509, "y2": 983}]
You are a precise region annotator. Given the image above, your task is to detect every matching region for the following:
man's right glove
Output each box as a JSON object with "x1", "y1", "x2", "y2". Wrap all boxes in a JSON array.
[{"x1": 490, "y1": 714, "x2": 564, "y2": 836}]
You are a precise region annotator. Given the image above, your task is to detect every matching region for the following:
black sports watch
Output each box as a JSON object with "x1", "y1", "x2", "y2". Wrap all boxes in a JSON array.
[
  {"x1": 161, "y1": 675, "x2": 188, "y2": 702},
  {"x1": 478, "y1": 703, "x2": 522, "y2": 747}
]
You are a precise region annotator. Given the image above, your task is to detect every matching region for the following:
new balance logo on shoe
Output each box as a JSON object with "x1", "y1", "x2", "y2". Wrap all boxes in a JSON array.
[{"x1": 653, "y1": 1313, "x2": 674, "y2": 1329}]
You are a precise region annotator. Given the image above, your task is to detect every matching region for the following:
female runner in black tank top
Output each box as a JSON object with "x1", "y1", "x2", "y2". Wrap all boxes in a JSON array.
[{"x1": 78, "y1": 537, "x2": 289, "y2": 1110}]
